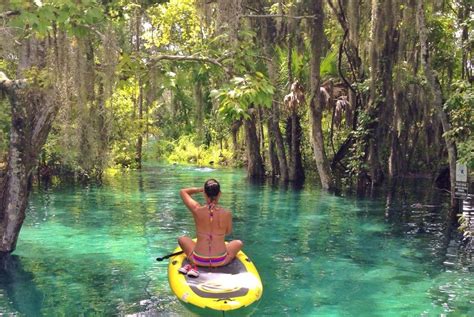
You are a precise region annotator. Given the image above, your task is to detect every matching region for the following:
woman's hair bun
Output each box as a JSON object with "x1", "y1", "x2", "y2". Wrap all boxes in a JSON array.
[{"x1": 204, "y1": 179, "x2": 220, "y2": 198}]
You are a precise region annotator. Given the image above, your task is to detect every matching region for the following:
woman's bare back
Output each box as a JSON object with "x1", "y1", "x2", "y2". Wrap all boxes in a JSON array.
[{"x1": 193, "y1": 205, "x2": 230, "y2": 255}]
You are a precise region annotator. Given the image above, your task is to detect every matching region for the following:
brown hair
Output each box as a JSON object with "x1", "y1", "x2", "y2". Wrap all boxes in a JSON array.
[{"x1": 204, "y1": 179, "x2": 220, "y2": 201}]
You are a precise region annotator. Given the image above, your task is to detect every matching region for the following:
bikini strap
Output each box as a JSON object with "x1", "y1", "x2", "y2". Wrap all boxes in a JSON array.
[
  {"x1": 207, "y1": 202, "x2": 216, "y2": 267},
  {"x1": 208, "y1": 202, "x2": 215, "y2": 222}
]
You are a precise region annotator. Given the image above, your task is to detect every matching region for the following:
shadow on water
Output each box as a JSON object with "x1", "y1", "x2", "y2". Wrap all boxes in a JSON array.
[{"x1": 0, "y1": 254, "x2": 43, "y2": 316}]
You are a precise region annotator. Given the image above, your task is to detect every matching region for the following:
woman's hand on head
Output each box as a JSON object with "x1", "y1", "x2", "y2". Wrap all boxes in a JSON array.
[{"x1": 180, "y1": 188, "x2": 203, "y2": 213}]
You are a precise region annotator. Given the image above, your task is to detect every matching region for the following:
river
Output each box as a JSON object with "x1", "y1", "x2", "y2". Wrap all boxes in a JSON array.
[{"x1": 0, "y1": 163, "x2": 472, "y2": 316}]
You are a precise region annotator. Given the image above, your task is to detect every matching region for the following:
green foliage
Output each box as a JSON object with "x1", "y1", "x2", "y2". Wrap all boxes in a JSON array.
[
  {"x1": 346, "y1": 111, "x2": 372, "y2": 176},
  {"x1": 276, "y1": 46, "x2": 310, "y2": 89},
  {"x1": 7, "y1": 0, "x2": 106, "y2": 38},
  {"x1": 146, "y1": 137, "x2": 173, "y2": 161},
  {"x1": 458, "y1": 141, "x2": 474, "y2": 169},
  {"x1": 156, "y1": 134, "x2": 233, "y2": 167},
  {"x1": 23, "y1": 67, "x2": 53, "y2": 88},
  {"x1": 108, "y1": 79, "x2": 142, "y2": 168},
  {"x1": 0, "y1": 99, "x2": 10, "y2": 161},
  {"x1": 458, "y1": 212, "x2": 472, "y2": 241},
  {"x1": 203, "y1": 115, "x2": 229, "y2": 147},
  {"x1": 149, "y1": 69, "x2": 199, "y2": 139},
  {"x1": 146, "y1": 0, "x2": 202, "y2": 49},
  {"x1": 210, "y1": 73, "x2": 274, "y2": 122},
  {"x1": 227, "y1": 29, "x2": 263, "y2": 75},
  {"x1": 444, "y1": 80, "x2": 474, "y2": 167},
  {"x1": 320, "y1": 50, "x2": 338, "y2": 79},
  {"x1": 427, "y1": 11, "x2": 460, "y2": 82},
  {"x1": 0, "y1": 0, "x2": 471, "y2": 191}
]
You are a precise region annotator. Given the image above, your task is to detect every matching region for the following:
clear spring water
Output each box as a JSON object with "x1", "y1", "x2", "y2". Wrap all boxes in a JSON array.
[{"x1": 1, "y1": 163, "x2": 472, "y2": 316}]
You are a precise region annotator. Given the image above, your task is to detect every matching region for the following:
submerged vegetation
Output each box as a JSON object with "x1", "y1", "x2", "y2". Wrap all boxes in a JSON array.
[{"x1": 0, "y1": 0, "x2": 472, "y2": 252}]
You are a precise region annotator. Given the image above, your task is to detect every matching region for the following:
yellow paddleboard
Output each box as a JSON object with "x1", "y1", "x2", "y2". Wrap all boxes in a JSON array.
[{"x1": 167, "y1": 245, "x2": 263, "y2": 311}]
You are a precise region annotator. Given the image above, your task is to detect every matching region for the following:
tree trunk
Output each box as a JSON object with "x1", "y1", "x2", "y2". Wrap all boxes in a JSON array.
[
  {"x1": 381, "y1": 0, "x2": 399, "y2": 185},
  {"x1": 286, "y1": 18, "x2": 304, "y2": 183},
  {"x1": 389, "y1": 2, "x2": 415, "y2": 179},
  {"x1": 346, "y1": 0, "x2": 362, "y2": 128},
  {"x1": 0, "y1": 39, "x2": 58, "y2": 252},
  {"x1": 231, "y1": 120, "x2": 242, "y2": 157},
  {"x1": 326, "y1": 0, "x2": 364, "y2": 171},
  {"x1": 132, "y1": 7, "x2": 144, "y2": 169},
  {"x1": 388, "y1": 89, "x2": 402, "y2": 180},
  {"x1": 271, "y1": 107, "x2": 288, "y2": 180},
  {"x1": 194, "y1": 80, "x2": 205, "y2": 142},
  {"x1": 217, "y1": 0, "x2": 242, "y2": 46},
  {"x1": 287, "y1": 110, "x2": 305, "y2": 182},
  {"x1": 253, "y1": 0, "x2": 288, "y2": 180},
  {"x1": 0, "y1": 90, "x2": 31, "y2": 253},
  {"x1": 308, "y1": 0, "x2": 334, "y2": 190},
  {"x1": 366, "y1": 0, "x2": 399, "y2": 188},
  {"x1": 96, "y1": 81, "x2": 108, "y2": 179},
  {"x1": 366, "y1": 0, "x2": 384, "y2": 187},
  {"x1": 267, "y1": 118, "x2": 280, "y2": 177},
  {"x1": 416, "y1": 0, "x2": 457, "y2": 211},
  {"x1": 459, "y1": 1, "x2": 470, "y2": 81},
  {"x1": 136, "y1": 83, "x2": 143, "y2": 169},
  {"x1": 244, "y1": 109, "x2": 265, "y2": 179},
  {"x1": 328, "y1": 0, "x2": 363, "y2": 130},
  {"x1": 257, "y1": 106, "x2": 265, "y2": 166},
  {"x1": 267, "y1": 60, "x2": 288, "y2": 180}
]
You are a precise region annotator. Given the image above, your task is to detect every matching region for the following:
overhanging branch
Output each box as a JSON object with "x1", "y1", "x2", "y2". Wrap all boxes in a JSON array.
[
  {"x1": 152, "y1": 54, "x2": 223, "y2": 67},
  {"x1": 241, "y1": 14, "x2": 318, "y2": 20},
  {"x1": 150, "y1": 54, "x2": 232, "y2": 74}
]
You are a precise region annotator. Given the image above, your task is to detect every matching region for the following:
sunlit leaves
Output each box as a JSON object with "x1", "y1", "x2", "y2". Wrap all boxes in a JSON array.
[
  {"x1": 145, "y1": 0, "x2": 202, "y2": 50},
  {"x1": 211, "y1": 72, "x2": 274, "y2": 122},
  {"x1": 108, "y1": 78, "x2": 143, "y2": 168},
  {"x1": 427, "y1": 12, "x2": 459, "y2": 80},
  {"x1": 320, "y1": 50, "x2": 338, "y2": 79},
  {"x1": 7, "y1": 0, "x2": 106, "y2": 38},
  {"x1": 443, "y1": 80, "x2": 474, "y2": 166}
]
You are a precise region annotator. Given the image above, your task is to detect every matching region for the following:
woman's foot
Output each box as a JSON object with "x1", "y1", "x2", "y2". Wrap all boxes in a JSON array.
[{"x1": 178, "y1": 264, "x2": 200, "y2": 277}]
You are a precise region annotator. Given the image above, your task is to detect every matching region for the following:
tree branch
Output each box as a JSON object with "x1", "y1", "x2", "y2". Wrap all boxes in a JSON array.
[
  {"x1": 240, "y1": 14, "x2": 318, "y2": 20},
  {"x1": 81, "y1": 24, "x2": 106, "y2": 41},
  {"x1": 327, "y1": 0, "x2": 347, "y2": 29},
  {"x1": 243, "y1": 5, "x2": 261, "y2": 14},
  {"x1": 31, "y1": 96, "x2": 59, "y2": 154},
  {"x1": 150, "y1": 54, "x2": 231, "y2": 74},
  {"x1": 0, "y1": 72, "x2": 26, "y2": 93},
  {"x1": 0, "y1": 11, "x2": 21, "y2": 19}
]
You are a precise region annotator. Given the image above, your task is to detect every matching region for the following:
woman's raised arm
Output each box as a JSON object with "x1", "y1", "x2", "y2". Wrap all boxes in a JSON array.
[{"x1": 179, "y1": 187, "x2": 203, "y2": 213}]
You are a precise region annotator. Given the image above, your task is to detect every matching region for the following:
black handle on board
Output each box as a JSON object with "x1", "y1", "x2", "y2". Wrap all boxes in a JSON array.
[{"x1": 156, "y1": 250, "x2": 184, "y2": 261}]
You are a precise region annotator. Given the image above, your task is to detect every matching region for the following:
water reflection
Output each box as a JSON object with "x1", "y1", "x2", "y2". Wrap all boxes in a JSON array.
[{"x1": 0, "y1": 254, "x2": 43, "y2": 316}]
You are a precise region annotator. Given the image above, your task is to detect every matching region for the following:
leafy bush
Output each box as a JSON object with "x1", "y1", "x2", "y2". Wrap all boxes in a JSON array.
[
  {"x1": 156, "y1": 134, "x2": 233, "y2": 167},
  {"x1": 444, "y1": 80, "x2": 473, "y2": 168}
]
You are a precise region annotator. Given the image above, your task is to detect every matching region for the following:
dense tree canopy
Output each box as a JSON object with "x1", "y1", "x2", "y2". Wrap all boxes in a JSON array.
[{"x1": 0, "y1": 0, "x2": 472, "y2": 251}]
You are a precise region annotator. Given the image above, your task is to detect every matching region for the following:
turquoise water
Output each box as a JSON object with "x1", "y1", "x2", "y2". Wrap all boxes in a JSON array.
[{"x1": 1, "y1": 163, "x2": 473, "y2": 316}]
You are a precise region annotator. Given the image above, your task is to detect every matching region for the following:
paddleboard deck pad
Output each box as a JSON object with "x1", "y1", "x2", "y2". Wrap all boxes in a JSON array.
[{"x1": 168, "y1": 246, "x2": 263, "y2": 311}]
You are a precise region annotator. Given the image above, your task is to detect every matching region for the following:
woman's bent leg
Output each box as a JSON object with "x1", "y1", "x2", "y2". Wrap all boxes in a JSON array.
[
  {"x1": 177, "y1": 236, "x2": 200, "y2": 276},
  {"x1": 178, "y1": 236, "x2": 195, "y2": 258},
  {"x1": 223, "y1": 240, "x2": 243, "y2": 265}
]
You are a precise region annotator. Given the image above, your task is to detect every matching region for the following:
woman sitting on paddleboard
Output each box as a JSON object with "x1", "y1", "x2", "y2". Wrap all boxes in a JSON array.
[{"x1": 177, "y1": 179, "x2": 243, "y2": 277}]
